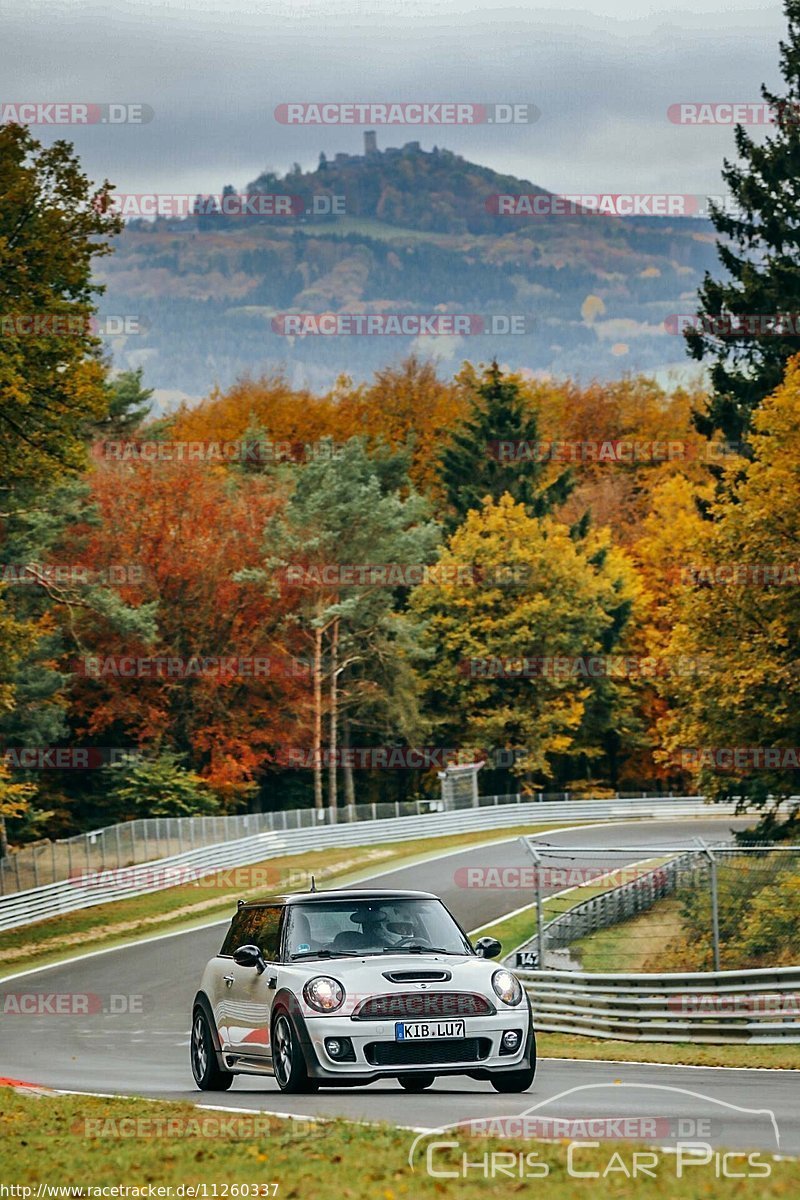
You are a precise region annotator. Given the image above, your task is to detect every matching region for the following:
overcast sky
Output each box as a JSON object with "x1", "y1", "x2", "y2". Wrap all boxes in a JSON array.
[{"x1": 2, "y1": 0, "x2": 786, "y2": 200}]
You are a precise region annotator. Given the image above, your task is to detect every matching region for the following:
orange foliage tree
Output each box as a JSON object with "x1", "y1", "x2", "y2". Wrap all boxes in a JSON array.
[{"x1": 66, "y1": 460, "x2": 309, "y2": 803}]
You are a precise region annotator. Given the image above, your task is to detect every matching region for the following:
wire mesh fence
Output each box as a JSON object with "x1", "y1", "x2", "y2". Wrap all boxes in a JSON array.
[
  {"x1": 0, "y1": 789, "x2": 691, "y2": 896},
  {"x1": 508, "y1": 842, "x2": 800, "y2": 974}
]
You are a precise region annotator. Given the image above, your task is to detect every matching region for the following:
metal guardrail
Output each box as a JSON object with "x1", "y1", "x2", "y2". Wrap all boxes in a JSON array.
[
  {"x1": 517, "y1": 965, "x2": 800, "y2": 1043},
  {"x1": 0, "y1": 795, "x2": 730, "y2": 932},
  {"x1": 0, "y1": 789, "x2": 683, "y2": 895}
]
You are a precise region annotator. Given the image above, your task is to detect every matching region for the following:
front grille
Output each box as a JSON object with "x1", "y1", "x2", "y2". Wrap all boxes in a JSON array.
[
  {"x1": 366, "y1": 1037, "x2": 491, "y2": 1066},
  {"x1": 352, "y1": 992, "x2": 494, "y2": 1020}
]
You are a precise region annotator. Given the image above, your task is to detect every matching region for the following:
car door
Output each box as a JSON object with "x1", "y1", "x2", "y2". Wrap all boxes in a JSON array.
[
  {"x1": 225, "y1": 904, "x2": 284, "y2": 1057},
  {"x1": 205, "y1": 911, "x2": 250, "y2": 1047}
]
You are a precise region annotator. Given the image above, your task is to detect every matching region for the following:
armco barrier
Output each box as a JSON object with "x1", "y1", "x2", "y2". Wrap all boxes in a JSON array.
[
  {"x1": 0, "y1": 795, "x2": 735, "y2": 932},
  {"x1": 517, "y1": 965, "x2": 800, "y2": 1043}
]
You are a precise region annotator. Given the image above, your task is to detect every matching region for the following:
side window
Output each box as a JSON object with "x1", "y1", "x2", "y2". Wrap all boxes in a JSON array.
[
  {"x1": 251, "y1": 905, "x2": 283, "y2": 961},
  {"x1": 220, "y1": 906, "x2": 284, "y2": 961},
  {"x1": 220, "y1": 911, "x2": 245, "y2": 957}
]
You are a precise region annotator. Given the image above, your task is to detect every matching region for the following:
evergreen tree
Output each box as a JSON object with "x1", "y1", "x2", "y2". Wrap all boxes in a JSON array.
[
  {"x1": 687, "y1": 0, "x2": 800, "y2": 445},
  {"x1": 95, "y1": 368, "x2": 153, "y2": 437},
  {"x1": 439, "y1": 362, "x2": 573, "y2": 528}
]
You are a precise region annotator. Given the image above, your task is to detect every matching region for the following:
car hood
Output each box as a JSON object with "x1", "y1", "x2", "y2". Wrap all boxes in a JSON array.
[{"x1": 279, "y1": 952, "x2": 510, "y2": 1017}]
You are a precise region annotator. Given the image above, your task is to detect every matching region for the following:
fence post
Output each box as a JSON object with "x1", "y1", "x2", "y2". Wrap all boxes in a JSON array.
[
  {"x1": 698, "y1": 840, "x2": 721, "y2": 972},
  {"x1": 518, "y1": 838, "x2": 546, "y2": 967}
]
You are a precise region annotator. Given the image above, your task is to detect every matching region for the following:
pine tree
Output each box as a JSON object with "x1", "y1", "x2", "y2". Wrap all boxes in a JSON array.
[
  {"x1": 687, "y1": 0, "x2": 800, "y2": 445},
  {"x1": 439, "y1": 361, "x2": 573, "y2": 528}
]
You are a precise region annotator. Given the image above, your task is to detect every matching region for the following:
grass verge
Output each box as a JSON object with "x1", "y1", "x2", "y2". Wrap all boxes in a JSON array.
[
  {"x1": 538, "y1": 1032, "x2": 800, "y2": 1070},
  {"x1": 567, "y1": 895, "x2": 684, "y2": 973},
  {"x1": 0, "y1": 822, "x2": 570, "y2": 978},
  {"x1": 0, "y1": 1087, "x2": 795, "y2": 1197}
]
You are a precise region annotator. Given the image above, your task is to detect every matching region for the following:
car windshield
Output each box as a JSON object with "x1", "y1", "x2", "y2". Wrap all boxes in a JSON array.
[{"x1": 284, "y1": 898, "x2": 473, "y2": 960}]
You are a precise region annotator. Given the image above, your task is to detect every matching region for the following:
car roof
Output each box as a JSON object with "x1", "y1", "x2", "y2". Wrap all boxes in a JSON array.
[{"x1": 237, "y1": 888, "x2": 438, "y2": 908}]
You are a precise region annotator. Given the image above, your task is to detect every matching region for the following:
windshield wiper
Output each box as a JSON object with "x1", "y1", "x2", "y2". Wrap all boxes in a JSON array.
[
  {"x1": 382, "y1": 945, "x2": 456, "y2": 954},
  {"x1": 289, "y1": 949, "x2": 361, "y2": 960}
]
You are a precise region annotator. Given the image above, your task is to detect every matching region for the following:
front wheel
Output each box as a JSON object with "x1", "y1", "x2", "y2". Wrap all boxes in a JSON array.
[
  {"x1": 398, "y1": 1074, "x2": 435, "y2": 1092},
  {"x1": 272, "y1": 1012, "x2": 319, "y2": 1094},
  {"x1": 191, "y1": 1009, "x2": 233, "y2": 1091},
  {"x1": 489, "y1": 1065, "x2": 536, "y2": 1093}
]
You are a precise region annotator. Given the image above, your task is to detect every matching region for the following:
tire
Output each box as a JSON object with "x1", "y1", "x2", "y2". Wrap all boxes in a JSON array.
[
  {"x1": 398, "y1": 1074, "x2": 435, "y2": 1092},
  {"x1": 490, "y1": 1024, "x2": 537, "y2": 1093},
  {"x1": 191, "y1": 1008, "x2": 234, "y2": 1091},
  {"x1": 489, "y1": 1065, "x2": 536, "y2": 1093},
  {"x1": 272, "y1": 1011, "x2": 319, "y2": 1094}
]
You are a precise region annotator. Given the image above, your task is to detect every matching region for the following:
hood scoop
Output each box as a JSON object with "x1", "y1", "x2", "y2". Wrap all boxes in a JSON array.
[{"x1": 382, "y1": 969, "x2": 452, "y2": 983}]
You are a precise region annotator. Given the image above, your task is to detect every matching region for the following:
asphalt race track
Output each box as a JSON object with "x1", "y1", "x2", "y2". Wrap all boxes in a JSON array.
[{"x1": 2, "y1": 817, "x2": 798, "y2": 1155}]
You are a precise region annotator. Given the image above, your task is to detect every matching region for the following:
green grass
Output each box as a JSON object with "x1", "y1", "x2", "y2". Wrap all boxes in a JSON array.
[
  {"x1": 0, "y1": 822, "x2": 575, "y2": 978},
  {"x1": 1, "y1": 1088, "x2": 796, "y2": 1197},
  {"x1": 538, "y1": 1032, "x2": 800, "y2": 1070},
  {"x1": 567, "y1": 895, "x2": 685, "y2": 973}
]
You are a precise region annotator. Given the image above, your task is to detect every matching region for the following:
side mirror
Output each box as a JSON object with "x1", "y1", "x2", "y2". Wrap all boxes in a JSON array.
[
  {"x1": 233, "y1": 944, "x2": 266, "y2": 974},
  {"x1": 474, "y1": 936, "x2": 502, "y2": 960}
]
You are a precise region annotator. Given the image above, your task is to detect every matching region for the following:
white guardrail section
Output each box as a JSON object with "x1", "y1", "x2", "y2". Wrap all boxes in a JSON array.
[
  {"x1": 517, "y1": 965, "x2": 800, "y2": 1044},
  {"x1": 0, "y1": 795, "x2": 737, "y2": 932}
]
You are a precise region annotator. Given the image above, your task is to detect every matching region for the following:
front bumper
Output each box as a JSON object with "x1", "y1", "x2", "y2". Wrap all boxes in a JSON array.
[{"x1": 297, "y1": 1005, "x2": 534, "y2": 1084}]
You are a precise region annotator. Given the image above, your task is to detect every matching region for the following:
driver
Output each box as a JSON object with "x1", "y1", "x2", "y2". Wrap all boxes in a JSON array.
[{"x1": 350, "y1": 905, "x2": 395, "y2": 950}]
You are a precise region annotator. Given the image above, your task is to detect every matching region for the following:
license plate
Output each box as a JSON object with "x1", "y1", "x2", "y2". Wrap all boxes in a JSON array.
[{"x1": 395, "y1": 1020, "x2": 465, "y2": 1040}]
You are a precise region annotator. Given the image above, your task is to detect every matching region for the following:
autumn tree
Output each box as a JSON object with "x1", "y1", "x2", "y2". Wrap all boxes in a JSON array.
[
  {"x1": 660, "y1": 354, "x2": 800, "y2": 823},
  {"x1": 64, "y1": 460, "x2": 300, "y2": 818},
  {"x1": 338, "y1": 356, "x2": 467, "y2": 494},
  {"x1": 410, "y1": 493, "x2": 639, "y2": 789}
]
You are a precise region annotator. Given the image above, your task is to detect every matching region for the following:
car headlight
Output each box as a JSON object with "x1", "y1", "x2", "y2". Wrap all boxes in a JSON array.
[
  {"x1": 491, "y1": 968, "x2": 523, "y2": 1006},
  {"x1": 303, "y1": 976, "x2": 345, "y2": 1012}
]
